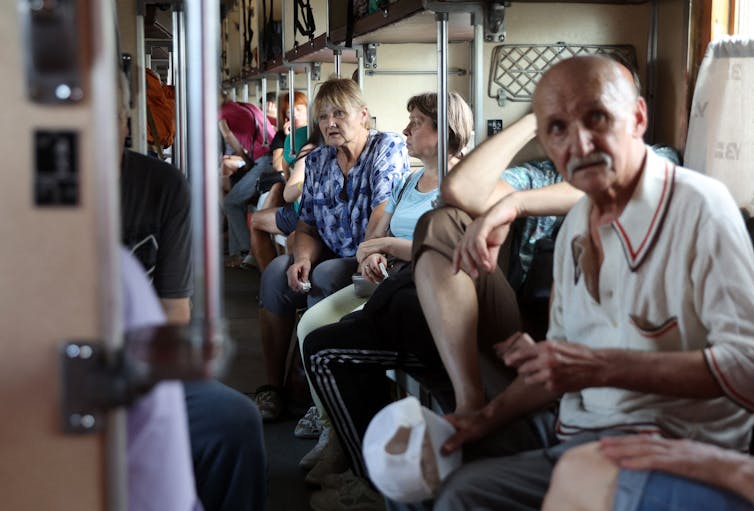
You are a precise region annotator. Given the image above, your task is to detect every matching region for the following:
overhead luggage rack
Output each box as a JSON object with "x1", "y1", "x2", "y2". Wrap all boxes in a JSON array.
[
  {"x1": 284, "y1": 34, "x2": 359, "y2": 64},
  {"x1": 329, "y1": 0, "x2": 477, "y2": 45},
  {"x1": 489, "y1": 42, "x2": 637, "y2": 104}
]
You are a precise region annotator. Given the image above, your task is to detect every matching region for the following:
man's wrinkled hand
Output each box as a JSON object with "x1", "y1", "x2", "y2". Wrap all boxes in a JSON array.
[
  {"x1": 517, "y1": 340, "x2": 602, "y2": 393},
  {"x1": 441, "y1": 408, "x2": 499, "y2": 455}
]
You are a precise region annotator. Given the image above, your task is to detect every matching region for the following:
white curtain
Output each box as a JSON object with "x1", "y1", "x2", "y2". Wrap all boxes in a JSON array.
[{"x1": 685, "y1": 36, "x2": 754, "y2": 212}]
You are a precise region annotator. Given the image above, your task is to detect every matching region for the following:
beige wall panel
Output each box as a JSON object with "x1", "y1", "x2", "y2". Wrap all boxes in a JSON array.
[
  {"x1": 117, "y1": 0, "x2": 137, "y2": 61},
  {"x1": 116, "y1": 0, "x2": 147, "y2": 153},
  {"x1": 0, "y1": 1, "x2": 113, "y2": 509},
  {"x1": 225, "y1": 5, "x2": 244, "y2": 78},
  {"x1": 359, "y1": 43, "x2": 470, "y2": 138},
  {"x1": 250, "y1": 0, "x2": 260, "y2": 69},
  {"x1": 318, "y1": 62, "x2": 359, "y2": 84},
  {"x1": 656, "y1": 0, "x2": 690, "y2": 149}
]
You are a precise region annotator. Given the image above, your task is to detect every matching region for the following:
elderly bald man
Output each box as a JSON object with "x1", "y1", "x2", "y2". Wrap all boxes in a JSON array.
[{"x1": 387, "y1": 55, "x2": 754, "y2": 511}]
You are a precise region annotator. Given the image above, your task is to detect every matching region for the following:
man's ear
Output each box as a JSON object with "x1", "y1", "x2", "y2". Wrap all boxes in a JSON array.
[{"x1": 632, "y1": 96, "x2": 648, "y2": 139}]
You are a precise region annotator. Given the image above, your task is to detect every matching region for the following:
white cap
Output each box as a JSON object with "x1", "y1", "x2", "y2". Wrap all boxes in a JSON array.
[{"x1": 362, "y1": 396, "x2": 462, "y2": 503}]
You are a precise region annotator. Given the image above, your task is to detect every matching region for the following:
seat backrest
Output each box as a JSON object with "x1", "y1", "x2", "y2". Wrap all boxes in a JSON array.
[{"x1": 685, "y1": 36, "x2": 754, "y2": 212}]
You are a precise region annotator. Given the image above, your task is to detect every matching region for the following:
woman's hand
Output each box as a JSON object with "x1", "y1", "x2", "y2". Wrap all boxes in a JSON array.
[
  {"x1": 356, "y1": 237, "x2": 389, "y2": 264},
  {"x1": 360, "y1": 253, "x2": 388, "y2": 283},
  {"x1": 286, "y1": 258, "x2": 312, "y2": 292}
]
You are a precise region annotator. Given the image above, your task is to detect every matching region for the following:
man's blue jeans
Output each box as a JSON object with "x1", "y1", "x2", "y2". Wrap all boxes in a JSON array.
[
  {"x1": 614, "y1": 469, "x2": 754, "y2": 511},
  {"x1": 222, "y1": 154, "x2": 273, "y2": 256}
]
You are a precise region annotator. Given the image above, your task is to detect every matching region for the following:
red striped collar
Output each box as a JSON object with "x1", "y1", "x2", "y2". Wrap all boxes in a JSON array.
[{"x1": 612, "y1": 149, "x2": 676, "y2": 271}]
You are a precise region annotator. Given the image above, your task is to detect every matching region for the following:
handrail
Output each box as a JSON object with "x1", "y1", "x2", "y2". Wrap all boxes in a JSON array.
[
  {"x1": 261, "y1": 76, "x2": 269, "y2": 146},
  {"x1": 186, "y1": 0, "x2": 225, "y2": 355},
  {"x1": 135, "y1": 11, "x2": 147, "y2": 154},
  {"x1": 436, "y1": 11, "x2": 448, "y2": 183},
  {"x1": 172, "y1": 7, "x2": 188, "y2": 172}
]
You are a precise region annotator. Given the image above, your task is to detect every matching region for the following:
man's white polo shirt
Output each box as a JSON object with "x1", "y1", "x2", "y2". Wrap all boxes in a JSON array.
[{"x1": 549, "y1": 147, "x2": 754, "y2": 451}]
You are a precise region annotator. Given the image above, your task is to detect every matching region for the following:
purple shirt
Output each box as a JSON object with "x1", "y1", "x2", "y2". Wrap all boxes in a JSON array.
[{"x1": 122, "y1": 248, "x2": 199, "y2": 511}]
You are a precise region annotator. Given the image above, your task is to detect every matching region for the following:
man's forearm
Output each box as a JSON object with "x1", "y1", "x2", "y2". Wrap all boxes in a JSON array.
[
  {"x1": 442, "y1": 113, "x2": 537, "y2": 216},
  {"x1": 510, "y1": 181, "x2": 584, "y2": 218},
  {"x1": 597, "y1": 349, "x2": 723, "y2": 398},
  {"x1": 485, "y1": 374, "x2": 560, "y2": 428}
]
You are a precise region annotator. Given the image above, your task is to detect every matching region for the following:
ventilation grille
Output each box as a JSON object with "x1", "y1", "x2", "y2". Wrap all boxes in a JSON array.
[{"x1": 489, "y1": 43, "x2": 637, "y2": 104}]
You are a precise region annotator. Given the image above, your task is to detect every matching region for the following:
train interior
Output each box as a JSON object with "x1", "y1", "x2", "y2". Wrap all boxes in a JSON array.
[{"x1": 2, "y1": 0, "x2": 753, "y2": 509}]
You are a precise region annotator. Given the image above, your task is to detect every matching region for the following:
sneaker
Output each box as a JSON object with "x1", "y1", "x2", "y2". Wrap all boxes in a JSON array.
[
  {"x1": 253, "y1": 385, "x2": 283, "y2": 421},
  {"x1": 310, "y1": 473, "x2": 385, "y2": 511},
  {"x1": 299, "y1": 425, "x2": 333, "y2": 469},
  {"x1": 240, "y1": 253, "x2": 257, "y2": 269},
  {"x1": 294, "y1": 406, "x2": 322, "y2": 439},
  {"x1": 305, "y1": 431, "x2": 348, "y2": 486}
]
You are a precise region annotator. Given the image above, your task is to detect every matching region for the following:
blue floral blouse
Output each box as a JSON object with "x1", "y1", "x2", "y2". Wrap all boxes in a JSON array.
[{"x1": 299, "y1": 130, "x2": 410, "y2": 256}]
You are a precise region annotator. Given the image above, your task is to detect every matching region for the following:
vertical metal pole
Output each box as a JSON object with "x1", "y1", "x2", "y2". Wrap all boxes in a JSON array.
[
  {"x1": 135, "y1": 13, "x2": 147, "y2": 153},
  {"x1": 172, "y1": 8, "x2": 185, "y2": 171},
  {"x1": 186, "y1": 0, "x2": 224, "y2": 347},
  {"x1": 167, "y1": 51, "x2": 173, "y2": 85},
  {"x1": 472, "y1": 20, "x2": 484, "y2": 147},
  {"x1": 230, "y1": 88, "x2": 236, "y2": 101},
  {"x1": 305, "y1": 65, "x2": 312, "y2": 137},
  {"x1": 241, "y1": 82, "x2": 249, "y2": 102},
  {"x1": 357, "y1": 48, "x2": 365, "y2": 90},
  {"x1": 177, "y1": 7, "x2": 189, "y2": 174},
  {"x1": 222, "y1": 16, "x2": 229, "y2": 80},
  {"x1": 333, "y1": 48, "x2": 342, "y2": 78},
  {"x1": 288, "y1": 67, "x2": 296, "y2": 159},
  {"x1": 261, "y1": 77, "x2": 269, "y2": 145},
  {"x1": 238, "y1": 1, "x2": 245, "y2": 70},
  {"x1": 145, "y1": 51, "x2": 152, "y2": 70},
  {"x1": 436, "y1": 12, "x2": 449, "y2": 183}
]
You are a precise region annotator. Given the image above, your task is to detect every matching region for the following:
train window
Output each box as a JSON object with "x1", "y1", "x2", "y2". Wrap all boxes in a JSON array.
[
  {"x1": 733, "y1": 0, "x2": 753, "y2": 36},
  {"x1": 710, "y1": 0, "x2": 753, "y2": 38}
]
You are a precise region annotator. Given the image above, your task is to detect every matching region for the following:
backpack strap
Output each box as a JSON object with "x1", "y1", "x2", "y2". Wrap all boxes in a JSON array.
[{"x1": 294, "y1": 0, "x2": 316, "y2": 42}]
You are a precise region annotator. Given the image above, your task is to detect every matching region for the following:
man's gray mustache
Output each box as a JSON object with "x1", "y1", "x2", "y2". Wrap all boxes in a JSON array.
[{"x1": 566, "y1": 152, "x2": 613, "y2": 179}]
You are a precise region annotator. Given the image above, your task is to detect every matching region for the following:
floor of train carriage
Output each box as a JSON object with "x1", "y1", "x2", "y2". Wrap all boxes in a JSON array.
[{"x1": 220, "y1": 265, "x2": 317, "y2": 510}]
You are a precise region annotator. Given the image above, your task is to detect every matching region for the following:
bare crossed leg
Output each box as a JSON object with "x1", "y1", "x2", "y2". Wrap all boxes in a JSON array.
[{"x1": 412, "y1": 207, "x2": 521, "y2": 413}]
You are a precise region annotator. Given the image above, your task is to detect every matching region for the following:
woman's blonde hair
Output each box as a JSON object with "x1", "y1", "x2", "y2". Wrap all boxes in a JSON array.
[
  {"x1": 406, "y1": 91, "x2": 473, "y2": 157},
  {"x1": 314, "y1": 77, "x2": 371, "y2": 128}
]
